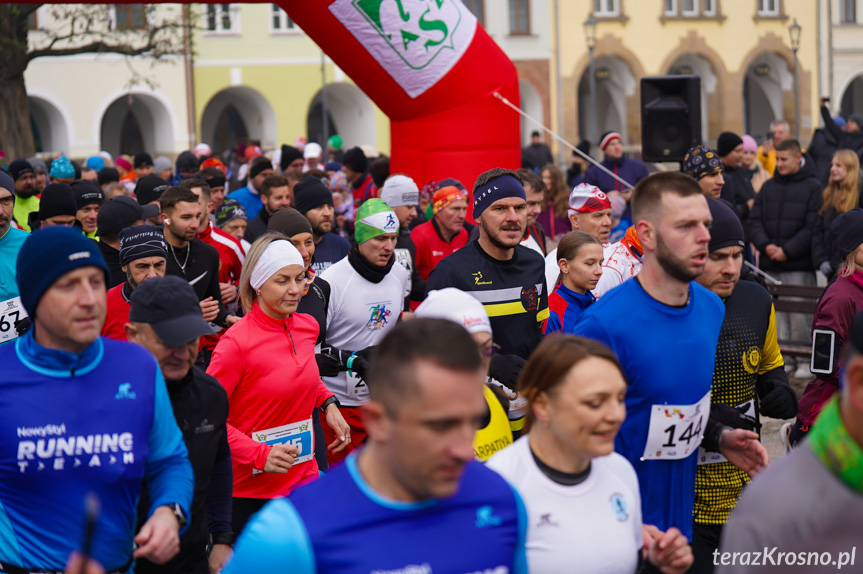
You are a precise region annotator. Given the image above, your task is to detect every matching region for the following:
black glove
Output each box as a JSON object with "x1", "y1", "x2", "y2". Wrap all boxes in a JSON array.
[
  {"x1": 14, "y1": 316, "x2": 31, "y2": 337},
  {"x1": 315, "y1": 353, "x2": 342, "y2": 377},
  {"x1": 347, "y1": 354, "x2": 370, "y2": 381},
  {"x1": 709, "y1": 403, "x2": 761, "y2": 433},
  {"x1": 488, "y1": 354, "x2": 527, "y2": 392},
  {"x1": 759, "y1": 384, "x2": 798, "y2": 420}
]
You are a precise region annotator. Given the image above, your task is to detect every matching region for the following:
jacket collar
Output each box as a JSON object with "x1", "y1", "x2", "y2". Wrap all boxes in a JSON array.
[{"x1": 16, "y1": 330, "x2": 104, "y2": 378}]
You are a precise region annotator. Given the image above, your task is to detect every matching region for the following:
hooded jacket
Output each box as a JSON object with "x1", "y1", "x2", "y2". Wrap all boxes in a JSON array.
[{"x1": 747, "y1": 156, "x2": 822, "y2": 272}]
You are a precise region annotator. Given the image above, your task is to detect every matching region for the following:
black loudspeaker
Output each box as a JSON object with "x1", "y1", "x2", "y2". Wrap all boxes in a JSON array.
[{"x1": 640, "y1": 75, "x2": 702, "y2": 163}]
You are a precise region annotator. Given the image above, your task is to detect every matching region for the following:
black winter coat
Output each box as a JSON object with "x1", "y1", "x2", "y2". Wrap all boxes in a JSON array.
[
  {"x1": 747, "y1": 156, "x2": 822, "y2": 272},
  {"x1": 135, "y1": 366, "x2": 231, "y2": 574}
]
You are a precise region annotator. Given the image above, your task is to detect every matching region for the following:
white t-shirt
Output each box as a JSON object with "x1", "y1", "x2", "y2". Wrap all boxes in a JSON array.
[
  {"x1": 487, "y1": 436, "x2": 642, "y2": 574},
  {"x1": 521, "y1": 234, "x2": 545, "y2": 259},
  {"x1": 594, "y1": 241, "x2": 642, "y2": 298},
  {"x1": 321, "y1": 257, "x2": 409, "y2": 406}
]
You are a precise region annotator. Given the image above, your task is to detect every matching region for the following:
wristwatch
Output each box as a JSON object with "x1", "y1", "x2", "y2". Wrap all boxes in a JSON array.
[
  {"x1": 320, "y1": 396, "x2": 341, "y2": 413},
  {"x1": 169, "y1": 503, "x2": 188, "y2": 529},
  {"x1": 211, "y1": 532, "x2": 235, "y2": 547}
]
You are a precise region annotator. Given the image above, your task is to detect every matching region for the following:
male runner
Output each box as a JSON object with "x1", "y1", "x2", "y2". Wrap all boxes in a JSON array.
[
  {"x1": 0, "y1": 227, "x2": 193, "y2": 572},
  {"x1": 574, "y1": 172, "x2": 766, "y2": 541}
]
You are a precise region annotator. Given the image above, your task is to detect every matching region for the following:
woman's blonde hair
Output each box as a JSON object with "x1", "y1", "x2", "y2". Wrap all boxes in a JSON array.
[
  {"x1": 820, "y1": 150, "x2": 860, "y2": 216},
  {"x1": 839, "y1": 247, "x2": 863, "y2": 278},
  {"x1": 238, "y1": 231, "x2": 289, "y2": 313}
]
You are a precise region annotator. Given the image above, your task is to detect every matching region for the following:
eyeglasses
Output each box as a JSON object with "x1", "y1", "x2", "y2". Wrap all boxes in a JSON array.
[
  {"x1": 480, "y1": 342, "x2": 501, "y2": 358},
  {"x1": 0, "y1": 195, "x2": 13, "y2": 207}
]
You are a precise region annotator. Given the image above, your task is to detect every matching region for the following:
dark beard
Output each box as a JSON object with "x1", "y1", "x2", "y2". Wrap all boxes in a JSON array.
[
  {"x1": 126, "y1": 269, "x2": 139, "y2": 291},
  {"x1": 312, "y1": 223, "x2": 331, "y2": 236},
  {"x1": 482, "y1": 221, "x2": 523, "y2": 252},
  {"x1": 656, "y1": 233, "x2": 700, "y2": 283}
]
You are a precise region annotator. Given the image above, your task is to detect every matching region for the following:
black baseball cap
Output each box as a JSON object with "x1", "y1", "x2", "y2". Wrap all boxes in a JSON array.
[
  {"x1": 97, "y1": 195, "x2": 159, "y2": 236},
  {"x1": 135, "y1": 174, "x2": 169, "y2": 206},
  {"x1": 129, "y1": 275, "x2": 218, "y2": 346}
]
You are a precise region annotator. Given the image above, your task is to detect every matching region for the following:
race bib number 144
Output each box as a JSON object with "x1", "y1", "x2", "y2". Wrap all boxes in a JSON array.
[{"x1": 642, "y1": 391, "x2": 711, "y2": 460}]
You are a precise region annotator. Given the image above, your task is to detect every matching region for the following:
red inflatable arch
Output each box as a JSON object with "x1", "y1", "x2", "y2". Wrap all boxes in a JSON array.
[{"x1": 280, "y1": 0, "x2": 521, "y2": 215}]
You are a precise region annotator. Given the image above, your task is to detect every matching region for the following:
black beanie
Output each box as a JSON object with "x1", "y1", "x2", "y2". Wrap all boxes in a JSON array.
[
  {"x1": 268, "y1": 207, "x2": 313, "y2": 237},
  {"x1": 9, "y1": 159, "x2": 34, "y2": 181},
  {"x1": 716, "y1": 132, "x2": 744, "y2": 158},
  {"x1": 71, "y1": 181, "x2": 105, "y2": 210},
  {"x1": 134, "y1": 152, "x2": 154, "y2": 168},
  {"x1": 706, "y1": 198, "x2": 745, "y2": 252},
  {"x1": 830, "y1": 208, "x2": 863, "y2": 262},
  {"x1": 135, "y1": 174, "x2": 169, "y2": 206},
  {"x1": 249, "y1": 158, "x2": 272, "y2": 180},
  {"x1": 98, "y1": 167, "x2": 120, "y2": 186},
  {"x1": 176, "y1": 151, "x2": 199, "y2": 172},
  {"x1": 280, "y1": 145, "x2": 303, "y2": 171},
  {"x1": 293, "y1": 178, "x2": 333, "y2": 215},
  {"x1": 342, "y1": 147, "x2": 368, "y2": 173},
  {"x1": 38, "y1": 183, "x2": 77, "y2": 220}
]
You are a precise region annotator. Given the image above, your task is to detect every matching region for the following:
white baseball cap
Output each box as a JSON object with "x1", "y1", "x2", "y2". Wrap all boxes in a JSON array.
[
  {"x1": 304, "y1": 142, "x2": 323, "y2": 159},
  {"x1": 416, "y1": 288, "x2": 492, "y2": 335}
]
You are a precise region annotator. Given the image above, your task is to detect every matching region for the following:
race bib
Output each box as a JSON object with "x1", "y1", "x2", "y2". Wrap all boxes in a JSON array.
[
  {"x1": 346, "y1": 372, "x2": 370, "y2": 401},
  {"x1": 642, "y1": 391, "x2": 711, "y2": 460},
  {"x1": 251, "y1": 418, "x2": 314, "y2": 475},
  {"x1": 0, "y1": 297, "x2": 28, "y2": 343},
  {"x1": 698, "y1": 399, "x2": 756, "y2": 465}
]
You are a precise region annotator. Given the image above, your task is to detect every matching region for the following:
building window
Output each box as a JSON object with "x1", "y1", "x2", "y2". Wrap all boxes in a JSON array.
[
  {"x1": 464, "y1": 0, "x2": 485, "y2": 27},
  {"x1": 114, "y1": 4, "x2": 147, "y2": 30},
  {"x1": 757, "y1": 0, "x2": 779, "y2": 16},
  {"x1": 509, "y1": 0, "x2": 530, "y2": 34},
  {"x1": 271, "y1": 4, "x2": 298, "y2": 32},
  {"x1": 665, "y1": 0, "x2": 717, "y2": 17},
  {"x1": 594, "y1": 0, "x2": 620, "y2": 17},
  {"x1": 665, "y1": 0, "x2": 677, "y2": 15},
  {"x1": 27, "y1": 9, "x2": 38, "y2": 30},
  {"x1": 840, "y1": 0, "x2": 857, "y2": 23},
  {"x1": 206, "y1": 4, "x2": 239, "y2": 34}
]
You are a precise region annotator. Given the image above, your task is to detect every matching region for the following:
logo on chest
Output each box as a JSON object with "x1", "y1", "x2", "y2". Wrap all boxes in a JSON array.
[
  {"x1": 521, "y1": 285, "x2": 539, "y2": 311},
  {"x1": 742, "y1": 346, "x2": 761, "y2": 374},
  {"x1": 195, "y1": 419, "x2": 215, "y2": 434},
  {"x1": 610, "y1": 493, "x2": 629, "y2": 521},
  {"x1": 114, "y1": 383, "x2": 136, "y2": 400},
  {"x1": 475, "y1": 505, "x2": 502, "y2": 529},
  {"x1": 367, "y1": 303, "x2": 393, "y2": 330}
]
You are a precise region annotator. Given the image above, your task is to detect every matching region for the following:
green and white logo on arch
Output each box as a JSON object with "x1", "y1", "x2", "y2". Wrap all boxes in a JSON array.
[{"x1": 330, "y1": 0, "x2": 477, "y2": 98}]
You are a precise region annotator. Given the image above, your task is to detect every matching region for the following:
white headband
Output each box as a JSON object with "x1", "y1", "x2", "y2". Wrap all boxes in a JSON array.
[{"x1": 250, "y1": 240, "x2": 304, "y2": 290}]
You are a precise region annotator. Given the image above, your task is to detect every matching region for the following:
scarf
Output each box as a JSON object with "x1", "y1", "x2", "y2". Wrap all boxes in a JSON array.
[
  {"x1": 347, "y1": 246, "x2": 395, "y2": 284},
  {"x1": 808, "y1": 397, "x2": 863, "y2": 493},
  {"x1": 621, "y1": 225, "x2": 643, "y2": 262},
  {"x1": 303, "y1": 266, "x2": 316, "y2": 296}
]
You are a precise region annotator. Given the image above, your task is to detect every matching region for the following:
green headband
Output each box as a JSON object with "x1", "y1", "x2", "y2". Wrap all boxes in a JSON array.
[{"x1": 355, "y1": 199, "x2": 399, "y2": 243}]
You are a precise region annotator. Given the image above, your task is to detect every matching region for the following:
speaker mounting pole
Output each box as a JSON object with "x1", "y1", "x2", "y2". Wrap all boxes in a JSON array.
[{"x1": 584, "y1": 14, "x2": 599, "y2": 154}]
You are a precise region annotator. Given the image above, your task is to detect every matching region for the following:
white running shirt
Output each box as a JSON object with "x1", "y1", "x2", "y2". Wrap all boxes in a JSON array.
[
  {"x1": 487, "y1": 436, "x2": 643, "y2": 574},
  {"x1": 321, "y1": 257, "x2": 409, "y2": 406}
]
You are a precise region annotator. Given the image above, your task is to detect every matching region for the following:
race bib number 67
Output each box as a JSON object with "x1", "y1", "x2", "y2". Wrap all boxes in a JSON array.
[
  {"x1": 642, "y1": 391, "x2": 711, "y2": 460},
  {"x1": 0, "y1": 297, "x2": 28, "y2": 343}
]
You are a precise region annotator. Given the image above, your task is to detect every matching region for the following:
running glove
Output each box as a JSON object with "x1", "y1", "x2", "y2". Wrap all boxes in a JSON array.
[
  {"x1": 315, "y1": 352, "x2": 343, "y2": 377},
  {"x1": 759, "y1": 383, "x2": 798, "y2": 419},
  {"x1": 488, "y1": 354, "x2": 527, "y2": 392}
]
